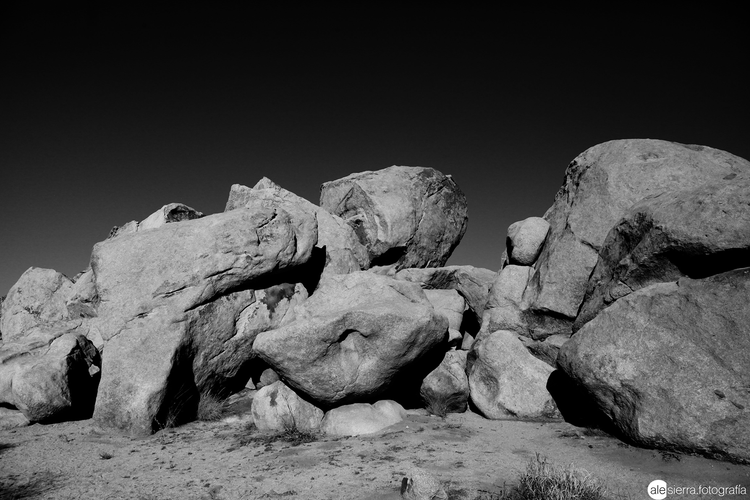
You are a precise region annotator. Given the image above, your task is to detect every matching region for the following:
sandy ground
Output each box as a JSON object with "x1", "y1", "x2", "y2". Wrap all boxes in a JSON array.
[{"x1": 1, "y1": 394, "x2": 749, "y2": 500}]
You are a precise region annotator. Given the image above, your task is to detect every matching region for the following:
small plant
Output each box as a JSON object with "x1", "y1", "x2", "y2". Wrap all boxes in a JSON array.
[
  {"x1": 197, "y1": 391, "x2": 227, "y2": 422},
  {"x1": 238, "y1": 419, "x2": 318, "y2": 448},
  {"x1": 514, "y1": 453, "x2": 608, "y2": 500},
  {"x1": 99, "y1": 451, "x2": 114, "y2": 460},
  {"x1": 422, "y1": 390, "x2": 463, "y2": 418}
]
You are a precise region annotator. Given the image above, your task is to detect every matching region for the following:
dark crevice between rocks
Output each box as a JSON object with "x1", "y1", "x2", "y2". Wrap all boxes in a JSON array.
[
  {"x1": 670, "y1": 247, "x2": 750, "y2": 280},
  {"x1": 380, "y1": 342, "x2": 448, "y2": 410},
  {"x1": 546, "y1": 370, "x2": 620, "y2": 437},
  {"x1": 370, "y1": 246, "x2": 407, "y2": 268},
  {"x1": 152, "y1": 349, "x2": 200, "y2": 433},
  {"x1": 459, "y1": 308, "x2": 480, "y2": 336}
]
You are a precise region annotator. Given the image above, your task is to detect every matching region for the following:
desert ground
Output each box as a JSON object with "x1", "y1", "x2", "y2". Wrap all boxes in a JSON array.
[{"x1": 2, "y1": 391, "x2": 748, "y2": 500}]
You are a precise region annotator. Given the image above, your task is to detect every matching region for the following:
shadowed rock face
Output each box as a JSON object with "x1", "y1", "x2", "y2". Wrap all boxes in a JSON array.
[
  {"x1": 320, "y1": 166, "x2": 468, "y2": 271},
  {"x1": 575, "y1": 175, "x2": 750, "y2": 330},
  {"x1": 253, "y1": 272, "x2": 448, "y2": 408},
  {"x1": 523, "y1": 139, "x2": 750, "y2": 334},
  {"x1": 558, "y1": 268, "x2": 750, "y2": 464},
  {"x1": 91, "y1": 207, "x2": 317, "y2": 436}
]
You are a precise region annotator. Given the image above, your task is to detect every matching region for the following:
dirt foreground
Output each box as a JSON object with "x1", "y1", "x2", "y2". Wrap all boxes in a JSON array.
[{"x1": 1, "y1": 395, "x2": 749, "y2": 500}]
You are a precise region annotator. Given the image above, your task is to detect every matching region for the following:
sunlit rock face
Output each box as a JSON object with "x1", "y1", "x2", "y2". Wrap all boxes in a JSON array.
[{"x1": 320, "y1": 166, "x2": 468, "y2": 271}]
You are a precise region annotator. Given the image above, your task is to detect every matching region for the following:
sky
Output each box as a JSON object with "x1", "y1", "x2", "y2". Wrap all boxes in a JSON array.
[{"x1": 1, "y1": 7, "x2": 748, "y2": 296}]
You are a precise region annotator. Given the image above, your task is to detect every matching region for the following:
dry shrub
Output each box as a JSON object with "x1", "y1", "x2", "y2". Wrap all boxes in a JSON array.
[{"x1": 514, "y1": 453, "x2": 608, "y2": 500}]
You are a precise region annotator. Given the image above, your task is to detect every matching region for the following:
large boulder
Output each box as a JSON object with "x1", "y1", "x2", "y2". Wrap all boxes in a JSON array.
[
  {"x1": 506, "y1": 217, "x2": 550, "y2": 266},
  {"x1": 394, "y1": 265, "x2": 495, "y2": 325},
  {"x1": 575, "y1": 176, "x2": 750, "y2": 330},
  {"x1": 227, "y1": 178, "x2": 369, "y2": 276},
  {"x1": 523, "y1": 140, "x2": 750, "y2": 335},
  {"x1": 320, "y1": 166, "x2": 468, "y2": 270},
  {"x1": 467, "y1": 330, "x2": 559, "y2": 420},
  {"x1": 420, "y1": 350, "x2": 469, "y2": 414},
  {"x1": 480, "y1": 265, "x2": 532, "y2": 336},
  {"x1": 558, "y1": 268, "x2": 750, "y2": 463},
  {"x1": 91, "y1": 206, "x2": 317, "y2": 435},
  {"x1": 251, "y1": 381, "x2": 324, "y2": 432},
  {"x1": 0, "y1": 268, "x2": 74, "y2": 343},
  {"x1": 253, "y1": 272, "x2": 448, "y2": 407},
  {"x1": 320, "y1": 400, "x2": 406, "y2": 436},
  {"x1": 0, "y1": 325, "x2": 100, "y2": 422},
  {"x1": 423, "y1": 289, "x2": 465, "y2": 331}
]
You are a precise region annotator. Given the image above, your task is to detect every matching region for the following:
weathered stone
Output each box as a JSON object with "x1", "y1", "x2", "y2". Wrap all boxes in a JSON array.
[
  {"x1": 227, "y1": 178, "x2": 370, "y2": 275},
  {"x1": 108, "y1": 203, "x2": 203, "y2": 238},
  {"x1": 558, "y1": 268, "x2": 750, "y2": 463},
  {"x1": 0, "y1": 326, "x2": 100, "y2": 423},
  {"x1": 254, "y1": 272, "x2": 448, "y2": 407},
  {"x1": 420, "y1": 350, "x2": 469, "y2": 414},
  {"x1": 519, "y1": 334, "x2": 570, "y2": 367},
  {"x1": 257, "y1": 368, "x2": 280, "y2": 389},
  {"x1": 467, "y1": 330, "x2": 558, "y2": 420},
  {"x1": 251, "y1": 381, "x2": 324, "y2": 432},
  {"x1": 400, "y1": 465, "x2": 447, "y2": 500},
  {"x1": 320, "y1": 166, "x2": 468, "y2": 270},
  {"x1": 91, "y1": 207, "x2": 317, "y2": 435},
  {"x1": 0, "y1": 268, "x2": 74, "y2": 343},
  {"x1": 423, "y1": 289, "x2": 465, "y2": 331},
  {"x1": 507, "y1": 217, "x2": 550, "y2": 265},
  {"x1": 480, "y1": 265, "x2": 532, "y2": 335},
  {"x1": 524, "y1": 139, "x2": 750, "y2": 332},
  {"x1": 395, "y1": 265, "x2": 495, "y2": 325},
  {"x1": 575, "y1": 176, "x2": 750, "y2": 330},
  {"x1": 0, "y1": 407, "x2": 30, "y2": 430},
  {"x1": 321, "y1": 400, "x2": 406, "y2": 436}
]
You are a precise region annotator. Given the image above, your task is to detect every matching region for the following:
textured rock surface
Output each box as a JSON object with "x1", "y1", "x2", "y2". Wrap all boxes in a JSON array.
[
  {"x1": 91, "y1": 207, "x2": 317, "y2": 435},
  {"x1": 251, "y1": 381, "x2": 324, "y2": 432},
  {"x1": 395, "y1": 265, "x2": 495, "y2": 324},
  {"x1": 420, "y1": 350, "x2": 469, "y2": 414},
  {"x1": 506, "y1": 217, "x2": 550, "y2": 265},
  {"x1": 320, "y1": 400, "x2": 406, "y2": 436},
  {"x1": 227, "y1": 178, "x2": 369, "y2": 275},
  {"x1": 558, "y1": 268, "x2": 750, "y2": 463},
  {"x1": 400, "y1": 465, "x2": 448, "y2": 500},
  {"x1": 0, "y1": 268, "x2": 74, "y2": 343},
  {"x1": 0, "y1": 326, "x2": 100, "y2": 423},
  {"x1": 0, "y1": 407, "x2": 30, "y2": 430},
  {"x1": 575, "y1": 176, "x2": 750, "y2": 329},
  {"x1": 467, "y1": 330, "x2": 558, "y2": 420},
  {"x1": 524, "y1": 139, "x2": 750, "y2": 331},
  {"x1": 253, "y1": 272, "x2": 447, "y2": 407},
  {"x1": 423, "y1": 289, "x2": 465, "y2": 331},
  {"x1": 320, "y1": 166, "x2": 468, "y2": 270},
  {"x1": 480, "y1": 265, "x2": 532, "y2": 335},
  {"x1": 108, "y1": 203, "x2": 204, "y2": 238}
]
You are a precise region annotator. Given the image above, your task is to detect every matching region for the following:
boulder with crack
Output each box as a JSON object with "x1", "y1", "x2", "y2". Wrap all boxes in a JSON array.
[
  {"x1": 91, "y1": 205, "x2": 317, "y2": 435},
  {"x1": 320, "y1": 166, "x2": 468, "y2": 270},
  {"x1": 253, "y1": 272, "x2": 448, "y2": 407},
  {"x1": 558, "y1": 268, "x2": 750, "y2": 464}
]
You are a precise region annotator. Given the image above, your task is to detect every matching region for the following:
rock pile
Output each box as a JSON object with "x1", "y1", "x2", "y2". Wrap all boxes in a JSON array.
[{"x1": 2, "y1": 144, "x2": 749, "y2": 464}]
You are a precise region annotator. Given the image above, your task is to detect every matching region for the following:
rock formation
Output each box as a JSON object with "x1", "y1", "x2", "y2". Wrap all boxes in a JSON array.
[
  {"x1": 558, "y1": 268, "x2": 750, "y2": 463},
  {"x1": 253, "y1": 272, "x2": 448, "y2": 407},
  {"x1": 320, "y1": 166, "x2": 468, "y2": 270}
]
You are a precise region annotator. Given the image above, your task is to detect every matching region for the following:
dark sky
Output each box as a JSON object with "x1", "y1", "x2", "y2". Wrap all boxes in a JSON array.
[{"x1": 1, "y1": 7, "x2": 748, "y2": 296}]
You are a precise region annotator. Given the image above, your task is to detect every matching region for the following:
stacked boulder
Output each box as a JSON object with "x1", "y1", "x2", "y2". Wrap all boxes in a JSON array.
[{"x1": 487, "y1": 139, "x2": 750, "y2": 463}]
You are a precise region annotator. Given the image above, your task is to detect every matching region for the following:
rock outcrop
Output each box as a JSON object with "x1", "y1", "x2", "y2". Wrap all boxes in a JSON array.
[
  {"x1": 227, "y1": 178, "x2": 369, "y2": 276},
  {"x1": 575, "y1": 175, "x2": 750, "y2": 329},
  {"x1": 524, "y1": 139, "x2": 750, "y2": 335},
  {"x1": 467, "y1": 330, "x2": 558, "y2": 420},
  {"x1": 91, "y1": 206, "x2": 317, "y2": 435},
  {"x1": 320, "y1": 166, "x2": 468, "y2": 270},
  {"x1": 0, "y1": 325, "x2": 100, "y2": 422},
  {"x1": 253, "y1": 272, "x2": 448, "y2": 407},
  {"x1": 558, "y1": 268, "x2": 750, "y2": 463}
]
